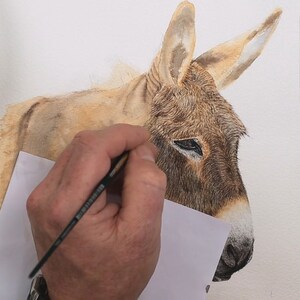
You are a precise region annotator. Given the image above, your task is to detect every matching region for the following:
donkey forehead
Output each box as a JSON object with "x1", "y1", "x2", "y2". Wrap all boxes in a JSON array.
[{"x1": 154, "y1": 83, "x2": 246, "y2": 140}]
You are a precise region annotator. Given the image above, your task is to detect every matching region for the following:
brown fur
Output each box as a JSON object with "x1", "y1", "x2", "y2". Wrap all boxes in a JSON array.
[
  {"x1": 147, "y1": 62, "x2": 247, "y2": 215},
  {"x1": 0, "y1": 2, "x2": 281, "y2": 281}
]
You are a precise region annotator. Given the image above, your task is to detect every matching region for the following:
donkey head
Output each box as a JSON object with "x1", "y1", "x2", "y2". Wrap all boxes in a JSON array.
[{"x1": 145, "y1": 2, "x2": 281, "y2": 281}]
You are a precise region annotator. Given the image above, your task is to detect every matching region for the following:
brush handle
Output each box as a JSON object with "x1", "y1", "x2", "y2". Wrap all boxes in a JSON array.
[{"x1": 28, "y1": 151, "x2": 129, "y2": 279}]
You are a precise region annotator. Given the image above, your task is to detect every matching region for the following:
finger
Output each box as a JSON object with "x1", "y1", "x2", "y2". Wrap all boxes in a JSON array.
[
  {"x1": 118, "y1": 142, "x2": 167, "y2": 229},
  {"x1": 49, "y1": 124, "x2": 149, "y2": 219},
  {"x1": 86, "y1": 170, "x2": 124, "y2": 216}
]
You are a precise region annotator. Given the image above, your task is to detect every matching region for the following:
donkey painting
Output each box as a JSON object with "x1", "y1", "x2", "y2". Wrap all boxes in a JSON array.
[{"x1": 0, "y1": 2, "x2": 281, "y2": 281}]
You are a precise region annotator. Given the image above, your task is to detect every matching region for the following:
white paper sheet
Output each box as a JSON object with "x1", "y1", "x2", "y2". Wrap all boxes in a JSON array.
[{"x1": 0, "y1": 151, "x2": 230, "y2": 299}]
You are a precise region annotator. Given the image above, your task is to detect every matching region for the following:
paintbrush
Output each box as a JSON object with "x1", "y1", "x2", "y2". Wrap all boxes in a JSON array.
[{"x1": 28, "y1": 151, "x2": 129, "y2": 279}]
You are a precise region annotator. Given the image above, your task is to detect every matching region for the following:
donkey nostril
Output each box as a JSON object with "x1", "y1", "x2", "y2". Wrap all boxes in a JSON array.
[
  {"x1": 222, "y1": 244, "x2": 238, "y2": 268},
  {"x1": 213, "y1": 241, "x2": 254, "y2": 281},
  {"x1": 227, "y1": 244, "x2": 238, "y2": 263},
  {"x1": 225, "y1": 242, "x2": 253, "y2": 270}
]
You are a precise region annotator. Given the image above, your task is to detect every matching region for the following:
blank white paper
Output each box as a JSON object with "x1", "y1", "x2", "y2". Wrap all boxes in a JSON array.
[{"x1": 0, "y1": 151, "x2": 230, "y2": 299}]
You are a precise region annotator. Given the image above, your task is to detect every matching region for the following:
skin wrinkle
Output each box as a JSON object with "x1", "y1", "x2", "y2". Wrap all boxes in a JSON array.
[{"x1": 1, "y1": 2, "x2": 281, "y2": 282}]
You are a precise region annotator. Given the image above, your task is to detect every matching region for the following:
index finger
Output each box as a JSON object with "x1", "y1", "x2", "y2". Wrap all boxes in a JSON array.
[
  {"x1": 42, "y1": 124, "x2": 150, "y2": 218},
  {"x1": 47, "y1": 124, "x2": 149, "y2": 184}
]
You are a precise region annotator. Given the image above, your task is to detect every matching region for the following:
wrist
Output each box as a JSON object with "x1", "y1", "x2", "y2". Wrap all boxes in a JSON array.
[{"x1": 43, "y1": 268, "x2": 143, "y2": 300}]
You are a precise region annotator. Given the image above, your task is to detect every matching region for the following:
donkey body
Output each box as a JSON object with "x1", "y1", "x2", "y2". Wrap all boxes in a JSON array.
[{"x1": 0, "y1": 2, "x2": 281, "y2": 281}]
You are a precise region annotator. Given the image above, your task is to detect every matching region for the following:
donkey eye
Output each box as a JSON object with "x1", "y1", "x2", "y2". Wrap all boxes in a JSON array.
[{"x1": 173, "y1": 139, "x2": 203, "y2": 158}]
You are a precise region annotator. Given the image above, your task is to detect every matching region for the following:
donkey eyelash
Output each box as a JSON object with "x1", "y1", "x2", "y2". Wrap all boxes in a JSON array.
[{"x1": 172, "y1": 138, "x2": 203, "y2": 160}]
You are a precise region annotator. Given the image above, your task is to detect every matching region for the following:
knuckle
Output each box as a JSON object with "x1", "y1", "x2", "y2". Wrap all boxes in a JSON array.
[
  {"x1": 26, "y1": 190, "x2": 65, "y2": 229},
  {"x1": 73, "y1": 130, "x2": 96, "y2": 148},
  {"x1": 26, "y1": 189, "x2": 41, "y2": 214}
]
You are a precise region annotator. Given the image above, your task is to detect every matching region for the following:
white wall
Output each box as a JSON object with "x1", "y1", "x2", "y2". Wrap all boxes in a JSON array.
[{"x1": 0, "y1": 0, "x2": 299, "y2": 299}]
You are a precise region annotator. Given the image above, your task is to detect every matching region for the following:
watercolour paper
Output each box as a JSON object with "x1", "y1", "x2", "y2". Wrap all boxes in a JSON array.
[{"x1": 0, "y1": 151, "x2": 230, "y2": 299}]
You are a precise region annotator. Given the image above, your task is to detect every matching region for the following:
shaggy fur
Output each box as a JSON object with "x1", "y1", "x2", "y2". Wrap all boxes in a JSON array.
[{"x1": 0, "y1": 1, "x2": 281, "y2": 281}]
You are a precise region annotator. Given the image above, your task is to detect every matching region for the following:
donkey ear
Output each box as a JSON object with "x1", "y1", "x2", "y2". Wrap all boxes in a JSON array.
[
  {"x1": 153, "y1": 1, "x2": 195, "y2": 86},
  {"x1": 195, "y1": 9, "x2": 282, "y2": 90}
]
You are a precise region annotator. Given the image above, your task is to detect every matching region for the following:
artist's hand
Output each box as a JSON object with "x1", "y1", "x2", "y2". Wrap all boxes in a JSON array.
[{"x1": 26, "y1": 124, "x2": 167, "y2": 300}]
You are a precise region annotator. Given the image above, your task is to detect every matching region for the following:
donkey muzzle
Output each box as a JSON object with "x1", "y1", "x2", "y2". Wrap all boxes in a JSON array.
[
  {"x1": 213, "y1": 237, "x2": 254, "y2": 281},
  {"x1": 213, "y1": 197, "x2": 254, "y2": 281}
]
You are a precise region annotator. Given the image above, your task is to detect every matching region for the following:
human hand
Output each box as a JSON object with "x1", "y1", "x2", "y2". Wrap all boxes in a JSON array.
[{"x1": 26, "y1": 124, "x2": 167, "y2": 300}]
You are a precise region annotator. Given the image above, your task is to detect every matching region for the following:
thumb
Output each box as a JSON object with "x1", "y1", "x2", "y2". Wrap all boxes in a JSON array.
[{"x1": 119, "y1": 142, "x2": 167, "y2": 229}]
